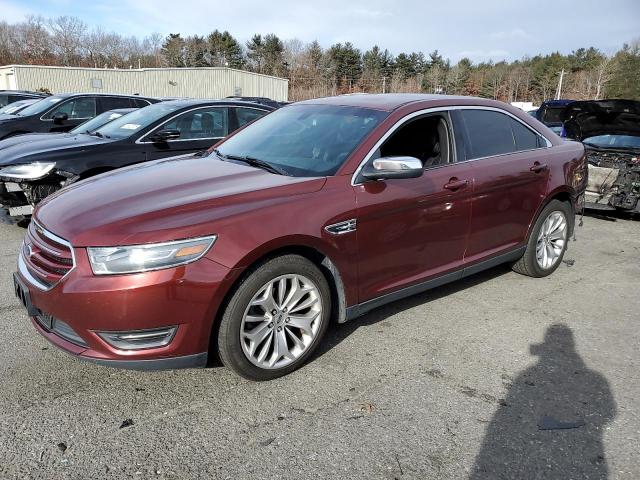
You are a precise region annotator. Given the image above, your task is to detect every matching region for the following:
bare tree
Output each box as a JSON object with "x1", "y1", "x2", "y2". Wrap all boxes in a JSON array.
[
  {"x1": 593, "y1": 57, "x2": 613, "y2": 100},
  {"x1": 49, "y1": 16, "x2": 86, "y2": 66}
]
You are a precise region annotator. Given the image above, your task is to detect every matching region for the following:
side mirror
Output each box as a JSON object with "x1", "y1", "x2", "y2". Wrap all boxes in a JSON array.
[
  {"x1": 52, "y1": 112, "x2": 68, "y2": 125},
  {"x1": 150, "y1": 129, "x2": 181, "y2": 142},
  {"x1": 361, "y1": 156, "x2": 423, "y2": 181}
]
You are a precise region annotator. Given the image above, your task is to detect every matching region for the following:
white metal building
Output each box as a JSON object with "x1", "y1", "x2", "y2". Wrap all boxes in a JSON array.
[{"x1": 0, "y1": 65, "x2": 288, "y2": 101}]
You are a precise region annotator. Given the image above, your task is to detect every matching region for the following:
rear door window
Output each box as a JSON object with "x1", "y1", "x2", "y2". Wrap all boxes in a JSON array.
[
  {"x1": 511, "y1": 118, "x2": 543, "y2": 150},
  {"x1": 457, "y1": 110, "x2": 516, "y2": 159},
  {"x1": 160, "y1": 107, "x2": 228, "y2": 140},
  {"x1": 0, "y1": 95, "x2": 8, "y2": 107},
  {"x1": 454, "y1": 109, "x2": 545, "y2": 160},
  {"x1": 132, "y1": 98, "x2": 152, "y2": 108},
  {"x1": 99, "y1": 96, "x2": 133, "y2": 111},
  {"x1": 236, "y1": 107, "x2": 268, "y2": 128}
]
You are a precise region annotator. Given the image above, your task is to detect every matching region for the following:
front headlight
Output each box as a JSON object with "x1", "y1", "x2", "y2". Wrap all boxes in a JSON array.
[
  {"x1": 0, "y1": 162, "x2": 55, "y2": 180},
  {"x1": 87, "y1": 235, "x2": 217, "y2": 275}
]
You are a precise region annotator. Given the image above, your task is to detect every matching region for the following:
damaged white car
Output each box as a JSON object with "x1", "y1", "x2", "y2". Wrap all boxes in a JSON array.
[{"x1": 563, "y1": 100, "x2": 640, "y2": 213}]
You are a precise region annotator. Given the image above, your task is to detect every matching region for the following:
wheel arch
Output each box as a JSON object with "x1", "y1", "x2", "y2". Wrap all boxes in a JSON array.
[
  {"x1": 206, "y1": 239, "x2": 348, "y2": 364},
  {"x1": 528, "y1": 187, "x2": 576, "y2": 239}
]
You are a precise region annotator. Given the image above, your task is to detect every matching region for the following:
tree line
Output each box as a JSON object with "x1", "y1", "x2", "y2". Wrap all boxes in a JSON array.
[{"x1": 1, "y1": 15, "x2": 638, "y2": 103}]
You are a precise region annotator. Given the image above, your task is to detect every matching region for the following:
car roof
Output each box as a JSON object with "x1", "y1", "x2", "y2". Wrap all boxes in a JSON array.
[
  {"x1": 540, "y1": 99, "x2": 575, "y2": 107},
  {"x1": 157, "y1": 99, "x2": 275, "y2": 109},
  {"x1": 295, "y1": 93, "x2": 512, "y2": 112},
  {"x1": 53, "y1": 92, "x2": 156, "y2": 100},
  {"x1": 0, "y1": 90, "x2": 47, "y2": 96}
]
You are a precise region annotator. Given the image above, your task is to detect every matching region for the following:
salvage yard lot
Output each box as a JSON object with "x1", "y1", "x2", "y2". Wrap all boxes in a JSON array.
[{"x1": 0, "y1": 215, "x2": 638, "y2": 479}]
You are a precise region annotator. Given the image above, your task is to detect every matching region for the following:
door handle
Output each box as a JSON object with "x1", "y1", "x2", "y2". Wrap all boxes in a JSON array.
[
  {"x1": 443, "y1": 178, "x2": 469, "y2": 191},
  {"x1": 530, "y1": 162, "x2": 548, "y2": 173}
]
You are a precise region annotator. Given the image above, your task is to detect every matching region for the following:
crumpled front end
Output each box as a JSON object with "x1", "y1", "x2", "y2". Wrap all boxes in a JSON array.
[{"x1": 585, "y1": 149, "x2": 640, "y2": 212}]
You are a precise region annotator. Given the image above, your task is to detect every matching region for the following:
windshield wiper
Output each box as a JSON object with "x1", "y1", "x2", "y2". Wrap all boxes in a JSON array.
[{"x1": 213, "y1": 149, "x2": 289, "y2": 176}]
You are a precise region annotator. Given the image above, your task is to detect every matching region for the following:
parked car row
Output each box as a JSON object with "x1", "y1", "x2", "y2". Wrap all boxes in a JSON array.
[
  {"x1": 11, "y1": 93, "x2": 588, "y2": 380},
  {"x1": 0, "y1": 93, "x2": 159, "y2": 140},
  {"x1": 0, "y1": 89, "x2": 49, "y2": 109},
  {"x1": 0, "y1": 96, "x2": 275, "y2": 217}
]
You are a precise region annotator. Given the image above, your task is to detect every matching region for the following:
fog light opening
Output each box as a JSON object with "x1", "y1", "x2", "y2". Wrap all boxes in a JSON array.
[{"x1": 96, "y1": 326, "x2": 177, "y2": 350}]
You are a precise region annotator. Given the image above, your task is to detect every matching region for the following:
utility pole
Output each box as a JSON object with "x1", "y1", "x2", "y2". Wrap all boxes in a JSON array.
[
  {"x1": 382, "y1": 76, "x2": 386, "y2": 94},
  {"x1": 555, "y1": 69, "x2": 565, "y2": 100}
]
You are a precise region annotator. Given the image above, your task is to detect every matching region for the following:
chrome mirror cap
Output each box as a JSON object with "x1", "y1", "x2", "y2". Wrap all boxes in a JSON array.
[{"x1": 362, "y1": 156, "x2": 423, "y2": 180}]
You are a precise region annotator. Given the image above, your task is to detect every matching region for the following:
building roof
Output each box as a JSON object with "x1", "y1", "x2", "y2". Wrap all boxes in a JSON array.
[{"x1": 0, "y1": 64, "x2": 288, "y2": 82}]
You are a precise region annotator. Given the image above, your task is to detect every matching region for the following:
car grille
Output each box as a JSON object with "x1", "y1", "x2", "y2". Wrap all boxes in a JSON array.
[{"x1": 22, "y1": 221, "x2": 74, "y2": 289}]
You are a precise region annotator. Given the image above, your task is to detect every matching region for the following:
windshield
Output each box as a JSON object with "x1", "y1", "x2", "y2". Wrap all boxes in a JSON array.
[
  {"x1": 0, "y1": 101, "x2": 33, "y2": 115},
  {"x1": 216, "y1": 104, "x2": 387, "y2": 176},
  {"x1": 583, "y1": 134, "x2": 640, "y2": 150},
  {"x1": 94, "y1": 103, "x2": 183, "y2": 140},
  {"x1": 17, "y1": 96, "x2": 65, "y2": 116},
  {"x1": 70, "y1": 111, "x2": 127, "y2": 134}
]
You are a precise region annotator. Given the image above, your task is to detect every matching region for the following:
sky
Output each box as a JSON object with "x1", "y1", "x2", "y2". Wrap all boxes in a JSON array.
[{"x1": 3, "y1": 0, "x2": 639, "y2": 63}]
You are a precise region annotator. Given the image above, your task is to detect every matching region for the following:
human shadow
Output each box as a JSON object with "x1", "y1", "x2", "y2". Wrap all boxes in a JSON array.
[{"x1": 470, "y1": 324, "x2": 616, "y2": 480}]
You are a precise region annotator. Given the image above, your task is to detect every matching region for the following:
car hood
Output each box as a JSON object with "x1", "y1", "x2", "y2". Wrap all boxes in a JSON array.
[
  {"x1": 35, "y1": 155, "x2": 327, "y2": 247},
  {"x1": 0, "y1": 133, "x2": 106, "y2": 166},
  {"x1": 0, "y1": 113, "x2": 18, "y2": 122},
  {"x1": 562, "y1": 99, "x2": 640, "y2": 141}
]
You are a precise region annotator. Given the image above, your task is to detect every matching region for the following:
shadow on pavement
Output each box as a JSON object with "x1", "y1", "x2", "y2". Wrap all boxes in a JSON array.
[
  {"x1": 469, "y1": 324, "x2": 616, "y2": 480},
  {"x1": 315, "y1": 264, "x2": 513, "y2": 359}
]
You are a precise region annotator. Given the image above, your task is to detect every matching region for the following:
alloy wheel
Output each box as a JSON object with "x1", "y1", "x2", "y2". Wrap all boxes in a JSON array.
[
  {"x1": 535, "y1": 211, "x2": 567, "y2": 269},
  {"x1": 240, "y1": 274, "x2": 323, "y2": 369}
]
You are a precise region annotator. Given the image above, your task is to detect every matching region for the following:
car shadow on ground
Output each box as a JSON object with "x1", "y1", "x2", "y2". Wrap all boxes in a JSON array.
[
  {"x1": 314, "y1": 263, "x2": 514, "y2": 359},
  {"x1": 584, "y1": 208, "x2": 638, "y2": 222},
  {"x1": 469, "y1": 324, "x2": 616, "y2": 479}
]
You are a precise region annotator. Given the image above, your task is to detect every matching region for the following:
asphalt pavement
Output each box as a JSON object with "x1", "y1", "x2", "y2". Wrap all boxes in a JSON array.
[{"x1": 0, "y1": 212, "x2": 638, "y2": 479}]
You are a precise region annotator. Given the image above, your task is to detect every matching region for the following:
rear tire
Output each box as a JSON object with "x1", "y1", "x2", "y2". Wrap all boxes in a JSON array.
[
  {"x1": 218, "y1": 255, "x2": 331, "y2": 381},
  {"x1": 512, "y1": 200, "x2": 572, "y2": 278}
]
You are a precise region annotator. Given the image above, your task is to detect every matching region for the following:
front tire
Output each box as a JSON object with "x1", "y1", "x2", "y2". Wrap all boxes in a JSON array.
[
  {"x1": 512, "y1": 199, "x2": 572, "y2": 277},
  {"x1": 218, "y1": 255, "x2": 331, "y2": 380}
]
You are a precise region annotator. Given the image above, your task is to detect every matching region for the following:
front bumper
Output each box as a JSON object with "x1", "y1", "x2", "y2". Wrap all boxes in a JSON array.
[
  {"x1": 0, "y1": 181, "x2": 32, "y2": 216},
  {"x1": 15, "y1": 243, "x2": 238, "y2": 370}
]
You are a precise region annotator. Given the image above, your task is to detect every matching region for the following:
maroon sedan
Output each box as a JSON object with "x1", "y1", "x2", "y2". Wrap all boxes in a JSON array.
[{"x1": 13, "y1": 94, "x2": 587, "y2": 380}]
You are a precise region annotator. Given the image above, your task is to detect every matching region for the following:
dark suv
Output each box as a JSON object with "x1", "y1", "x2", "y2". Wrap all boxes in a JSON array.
[
  {"x1": 0, "y1": 93, "x2": 158, "y2": 139},
  {"x1": 13, "y1": 94, "x2": 587, "y2": 380}
]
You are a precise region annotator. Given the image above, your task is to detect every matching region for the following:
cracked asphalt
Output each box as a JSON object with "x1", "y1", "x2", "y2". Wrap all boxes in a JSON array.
[{"x1": 0, "y1": 212, "x2": 638, "y2": 479}]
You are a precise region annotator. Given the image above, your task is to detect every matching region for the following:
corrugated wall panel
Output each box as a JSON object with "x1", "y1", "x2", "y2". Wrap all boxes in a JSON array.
[{"x1": 9, "y1": 66, "x2": 288, "y2": 101}]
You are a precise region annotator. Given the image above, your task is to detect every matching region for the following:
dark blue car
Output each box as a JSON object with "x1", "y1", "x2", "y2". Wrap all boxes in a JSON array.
[{"x1": 536, "y1": 99, "x2": 575, "y2": 135}]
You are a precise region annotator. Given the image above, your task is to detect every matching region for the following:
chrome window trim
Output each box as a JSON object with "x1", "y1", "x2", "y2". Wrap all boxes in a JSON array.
[
  {"x1": 20, "y1": 220, "x2": 77, "y2": 291},
  {"x1": 351, "y1": 105, "x2": 552, "y2": 186},
  {"x1": 135, "y1": 105, "x2": 232, "y2": 145}
]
